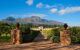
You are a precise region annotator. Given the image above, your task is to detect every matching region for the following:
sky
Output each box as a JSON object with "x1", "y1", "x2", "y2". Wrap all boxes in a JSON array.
[{"x1": 0, "y1": 0, "x2": 80, "y2": 26}]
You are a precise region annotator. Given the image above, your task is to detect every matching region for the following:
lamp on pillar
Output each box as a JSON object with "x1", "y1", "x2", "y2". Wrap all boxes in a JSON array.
[
  {"x1": 16, "y1": 23, "x2": 20, "y2": 29},
  {"x1": 64, "y1": 23, "x2": 68, "y2": 30}
]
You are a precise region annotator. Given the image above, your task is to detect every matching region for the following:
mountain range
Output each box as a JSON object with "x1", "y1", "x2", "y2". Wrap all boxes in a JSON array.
[{"x1": 2, "y1": 16, "x2": 64, "y2": 25}]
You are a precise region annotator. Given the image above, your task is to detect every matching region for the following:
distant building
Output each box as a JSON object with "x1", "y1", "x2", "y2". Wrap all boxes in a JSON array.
[{"x1": 38, "y1": 26, "x2": 43, "y2": 30}]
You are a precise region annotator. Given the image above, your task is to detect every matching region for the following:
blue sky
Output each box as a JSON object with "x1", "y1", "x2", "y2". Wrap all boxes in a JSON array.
[{"x1": 0, "y1": 0, "x2": 80, "y2": 26}]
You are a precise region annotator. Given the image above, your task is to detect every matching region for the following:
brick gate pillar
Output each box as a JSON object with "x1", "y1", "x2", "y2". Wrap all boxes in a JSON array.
[
  {"x1": 11, "y1": 23, "x2": 21, "y2": 45},
  {"x1": 60, "y1": 24, "x2": 71, "y2": 46}
]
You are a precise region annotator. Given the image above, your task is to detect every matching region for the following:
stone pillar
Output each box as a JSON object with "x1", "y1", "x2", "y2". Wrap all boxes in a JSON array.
[
  {"x1": 60, "y1": 24, "x2": 71, "y2": 46},
  {"x1": 11, "y1": 23, "x2": 21, "y2": 45}
]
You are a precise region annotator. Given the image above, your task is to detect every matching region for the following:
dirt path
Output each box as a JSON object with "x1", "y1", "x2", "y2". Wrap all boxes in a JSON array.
[{"x1": 0, "y1": 41, "x2": 80, "y2": 50}]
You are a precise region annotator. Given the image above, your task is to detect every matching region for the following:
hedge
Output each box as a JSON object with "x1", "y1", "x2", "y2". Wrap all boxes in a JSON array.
[
  {"x1": 70, "y1": 27, "x2": 80, "y2": 43},
  {"x1": 41, "y1": 28, "x2": 60, "y2": 43},
  {"x1": 20, "y1": 26, "x2": 40, "y2": 43}
]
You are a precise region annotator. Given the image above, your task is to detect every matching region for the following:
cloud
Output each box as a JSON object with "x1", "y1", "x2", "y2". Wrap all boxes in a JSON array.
[
  {"x1": 50, "y1": 6, "x2": 80, "y2": 15},
  {"x1": 36, "y1": 3, "x2": 43, "y2": 8},
  {"x1": 9, "y1": 14, "x2": 28, "y2": 18},
  {"x1": 28, "y1": 13, "x2": 47, "y2": 18},
  {"x1": 50, "y1": 8, "x2": 58, "y2": 13},
  {"x1": 45, "y1": 4, "x2": 51, "y2": 8},
  {"x1": 58, "y1": 7, "x2": 80, "y2": 15},
  {"x1": 10, "y1": 13, "x2": 47, "y2": 18},
  {"x1": 45, "y1": 4, "x2": 57, "y2": 9},
  {"x1": 26, "y1": 0, "x2": 33, "y2": 6}
]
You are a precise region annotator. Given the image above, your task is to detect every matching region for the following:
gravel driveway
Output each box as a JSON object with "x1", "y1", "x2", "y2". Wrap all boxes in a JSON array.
[{"x1": 0, "y1": 41, "x2": 80, "y2": 50}]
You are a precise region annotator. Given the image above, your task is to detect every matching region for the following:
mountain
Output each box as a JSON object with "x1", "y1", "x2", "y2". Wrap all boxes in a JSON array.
[
  {"x1": 2, "y1": 16, "x2": 64, "y2": 25},
  {"x1": 2, "y1": 16, "x2": 16, "y2": 24},
  {"x1": 16, "y1": 16, "x2": 64, "y2": 25}
]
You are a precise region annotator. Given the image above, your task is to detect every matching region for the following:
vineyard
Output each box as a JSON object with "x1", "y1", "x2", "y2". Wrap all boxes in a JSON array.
[{"x1": 0, "y1": 22, "x2": 80, "y2": 44}]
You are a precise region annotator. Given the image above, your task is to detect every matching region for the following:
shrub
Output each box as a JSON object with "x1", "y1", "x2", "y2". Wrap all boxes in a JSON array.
[
  {"x1": 42, "y1": 28, "x2": 60, "y2": 43},
  {"x1": 42, "y1": 28, "x2": 54, "y2": 39},
  {"x1": 21, "y1": 27, "x2": 39, "y2": 43},
  {"x1": 50, "y1": 28, "x2": 60, "y2": 43},
  {"x1": 70, "y1": 27, "x2": 80, "y2": 43}
]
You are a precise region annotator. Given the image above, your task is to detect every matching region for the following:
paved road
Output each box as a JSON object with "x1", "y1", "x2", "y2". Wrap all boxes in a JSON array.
[{"x1": 0, "y1": 41, "x2": 80, "y2": 50}]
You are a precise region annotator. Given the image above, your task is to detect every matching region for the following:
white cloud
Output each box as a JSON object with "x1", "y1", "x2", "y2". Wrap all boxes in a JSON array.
[
  {"x1": 50, "y1": 7, "x2": 80, "y2": 15},
  {"x1": 26, "y1": 0, "x2": 33, "y2": 6},
  {"x1": 58, "y1": 9, "x2": 65, "y2": 15},
  {"x1": 9, "y1": 14, "x2": 28, "y2": 18},
  {"x1": 36, "y1": 3, "x2": 43, "y2": 8},
  {"x1": 45, "y1": 4, "x2": 51, "y2": 8},
  {"x1": 59, "y1": 7, "x2": 80, "y2": 15},
  {"x1": 28, "y1": 13, "x2": 47, "y2": 18},
  {"x1": 10, "y1": 13, "x2": 47, "y2": 18},
  {"x1": 45, "y1": 4, "x2": 57, "y2": 9},
  {"x1": 50, "y1": 8, "x2": 58, "y2": 13}
]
